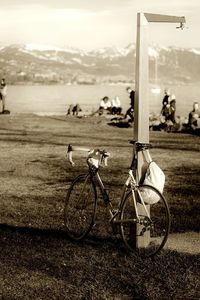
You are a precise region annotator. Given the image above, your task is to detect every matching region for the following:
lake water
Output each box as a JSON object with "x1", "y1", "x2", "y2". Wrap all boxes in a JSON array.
[{"x1": 5, "y1": 84, "x2": 200, "y2": 117}]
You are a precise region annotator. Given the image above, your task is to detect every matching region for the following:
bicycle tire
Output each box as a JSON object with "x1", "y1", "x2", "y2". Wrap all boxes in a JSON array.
[
  {"x1": 120, "y1": 184, "x2": 170, "y2": 258},
  {"x1": 64, "y1": 173, "x2": 97, "y2": 240}
]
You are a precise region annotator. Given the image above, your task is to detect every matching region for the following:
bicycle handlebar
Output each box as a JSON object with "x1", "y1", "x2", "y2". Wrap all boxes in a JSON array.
[
  {"x1": 67, "y1": 144, "x2": 110, "y2": 167},
  {"x1": 67, "y1": 140, "x2": 151, "y2": 167}
]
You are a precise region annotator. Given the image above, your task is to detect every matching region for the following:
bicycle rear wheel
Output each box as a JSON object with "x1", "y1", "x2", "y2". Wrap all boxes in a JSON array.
[
  {"x1": 120, "y1": 184, "x2": 170, "y2": 258},
  {"x1": 64, "y1": 173, "x2": 97, "y2": 240}
]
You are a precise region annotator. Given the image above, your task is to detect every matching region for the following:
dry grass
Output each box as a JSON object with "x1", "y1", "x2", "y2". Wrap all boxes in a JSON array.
[{"x1": 0, "y1": 114, "x2": 199, "y2": 300}]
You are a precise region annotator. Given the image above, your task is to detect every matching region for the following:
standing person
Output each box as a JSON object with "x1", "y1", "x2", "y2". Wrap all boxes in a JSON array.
[
  {"x1": 161, "y1": 88, "x2": 170, "y2": 121},
  {"x1": 0, "y1": 78, "x2": 7, "y2": 113},
  {"x1": 125, "y1": 87, "x2": 135, "y2": 122}
]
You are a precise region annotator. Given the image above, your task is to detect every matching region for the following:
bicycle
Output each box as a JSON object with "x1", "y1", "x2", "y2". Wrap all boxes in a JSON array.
[{"x1": 64, "y1": 141, "x2": 170, "y2": 258}]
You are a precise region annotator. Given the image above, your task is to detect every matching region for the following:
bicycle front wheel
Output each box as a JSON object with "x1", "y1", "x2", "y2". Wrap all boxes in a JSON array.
[
  {"x1": 120, "y1": 184, "x2": 170, "y2": 258},
  {"x1": 64, "y1": 173, "x2": 97, "y2": 240}
]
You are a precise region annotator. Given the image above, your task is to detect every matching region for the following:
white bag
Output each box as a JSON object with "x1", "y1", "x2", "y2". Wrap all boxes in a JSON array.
[
  {"x1": 144, "y1": 161, "x2": 165, "y2": 192},
  {"x1": 141, "y1": 152, "x2": 165, "y2": 204}
]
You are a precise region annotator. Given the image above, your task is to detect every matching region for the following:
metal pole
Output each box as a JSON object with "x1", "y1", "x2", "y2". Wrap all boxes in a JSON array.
[
  {"x1": 134, "y1": 12, "x2": 186, "y2": 249},
  {"x1": 134, "y1": 13, "x2": 149, "y2": 144}
]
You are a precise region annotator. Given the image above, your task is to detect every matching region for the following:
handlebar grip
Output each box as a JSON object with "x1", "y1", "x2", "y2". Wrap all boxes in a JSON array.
[{"x1": 67, "y1": 150, "x2": 75, "y2": 166}]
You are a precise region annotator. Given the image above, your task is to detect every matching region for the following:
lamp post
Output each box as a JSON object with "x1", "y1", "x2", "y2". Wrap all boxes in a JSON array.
[{"x1": 134, "y1": 13, "x2": 186, "y2": 248}]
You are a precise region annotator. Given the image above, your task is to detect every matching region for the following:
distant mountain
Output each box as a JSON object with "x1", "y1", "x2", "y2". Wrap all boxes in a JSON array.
[{"x1": 0, "y1": 43, "x2": 199, "y2": 84}]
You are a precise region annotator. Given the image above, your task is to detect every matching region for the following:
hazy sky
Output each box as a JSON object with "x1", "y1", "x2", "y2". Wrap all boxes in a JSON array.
[{"x1": 0, "y1": 0, "x2": 199, "y2": 50}]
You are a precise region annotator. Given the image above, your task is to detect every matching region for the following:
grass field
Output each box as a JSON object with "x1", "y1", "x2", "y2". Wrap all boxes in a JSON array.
[{"x1": 0, "y1": 114, "x2": 199, "y2": 300}]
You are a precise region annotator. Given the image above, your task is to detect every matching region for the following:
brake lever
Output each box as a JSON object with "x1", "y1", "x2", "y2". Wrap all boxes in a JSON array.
[
  {"x1": 104, "y1": 156, "x2": 108, "y2": 167},
  {"x1": 103, "y1": 152, "x2": 110, "y2": 167}
]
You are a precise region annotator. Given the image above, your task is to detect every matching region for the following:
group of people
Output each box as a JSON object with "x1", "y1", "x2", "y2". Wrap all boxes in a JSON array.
[
  {"x1": 67, "y1": 103, "x2": 82, "y2": 116},
  {"x1": 160, "y1": 88, "x2": 200, "y2": 131},
  {"x1": 98, "y1": 87, "x2": 135, "y2": 121},
  {"x1": 99, "y1": 86, "x2": 199, "y2": 132},
  {"x1": 65, "y1": 87, "x2": 135, "y2": 120},
  {"x1": 98, "y1": 96, "x2": 122, "y2": 116},
  {"x1": 0, "y1": 76, "x2": 198, "y2": 132}
]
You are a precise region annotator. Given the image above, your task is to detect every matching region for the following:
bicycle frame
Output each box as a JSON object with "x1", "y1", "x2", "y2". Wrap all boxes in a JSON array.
[{"x1": 89, "y1": 162, "x2": 150, "y2": 225}]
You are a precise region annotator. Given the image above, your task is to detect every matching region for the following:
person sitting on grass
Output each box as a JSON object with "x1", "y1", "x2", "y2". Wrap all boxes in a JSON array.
[
  {"x1": 111, "y1": 96, "x2": 122, "y2": 115},
  {"x1": 169, "y1": 94, "x2": 176, "y2": 124},
  {"x1": 67, "y1": 104, "x2": 74, "y2": 115},
  {"x1": 72, "y1": 104, "x2": 82, "y2": 116},
  {"x1": 67, "y1": 104, "x2": 82, "y2": 116},
  {"x1": 98, "y1": 96, "x2": 112, "y2": 115}
]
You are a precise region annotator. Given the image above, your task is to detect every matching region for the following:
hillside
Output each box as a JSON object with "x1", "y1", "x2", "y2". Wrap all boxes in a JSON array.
[{"x1": 0, "y1": 43, "x2": 200, "y2": 85}]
